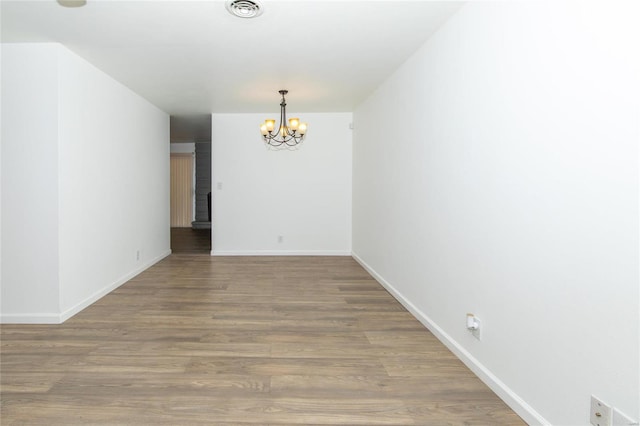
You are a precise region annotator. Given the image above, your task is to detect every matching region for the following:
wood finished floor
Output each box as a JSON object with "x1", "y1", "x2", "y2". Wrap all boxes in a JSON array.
[
  {"x1": 171, "y1": 227, "x2": 211, "y2": 254},
  {"x1": 1, "y1": 256, "x2": 525, "y2": 425}
]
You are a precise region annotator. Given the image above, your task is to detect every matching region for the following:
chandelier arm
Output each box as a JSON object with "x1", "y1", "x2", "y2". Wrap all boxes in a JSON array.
[
  {"x1": 264, "y1": 133, "x2": 303, "y2": 145},
  {"x1": 264, "y1": 135, "x2": 304, "y2": 147},
  {"x1": 265, "y1": 132, "x2": 297, "y2": 143},
  {"x1": 263, "y1": 131, "x2": 303, "y2": 144}
]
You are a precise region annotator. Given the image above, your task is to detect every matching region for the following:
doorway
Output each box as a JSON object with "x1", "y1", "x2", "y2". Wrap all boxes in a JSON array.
[
  {"x1": 170, "y1": 152, "x2": 211, "y2": 253},
  {"x1": 169, "y1": 115, "x2": 212, "y2": 254}
]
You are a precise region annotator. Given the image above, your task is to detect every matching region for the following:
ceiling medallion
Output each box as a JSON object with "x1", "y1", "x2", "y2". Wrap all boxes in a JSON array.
[{"x1": 260, "y1": 90, "x2": 308, "y2": 150}]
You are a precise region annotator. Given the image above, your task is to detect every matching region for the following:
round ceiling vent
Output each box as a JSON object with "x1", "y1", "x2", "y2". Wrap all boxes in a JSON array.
[{"x1": 225, "y1": 0, "x2": 263, "y2": 19}]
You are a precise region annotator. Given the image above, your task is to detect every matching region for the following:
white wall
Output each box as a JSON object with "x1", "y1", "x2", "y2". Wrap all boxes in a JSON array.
[
  {"x1": 212, "y1": 113, "x2": 352, "y2": 255},
  {"x1": 1, "y1": 43, "x2": 170, "y2": 323},
  {"x1": 1, "y1": 44, "x2": 2, "y2": 318},
  {"x1": 57, "y1": 46, "x2": 170, "y2": 320},
  {"x1": 1, "y1": 44, "x2": 61, "y2": 321},
  {"x1": 352, "y1": 2, "x2": 639, "y2": 425}
]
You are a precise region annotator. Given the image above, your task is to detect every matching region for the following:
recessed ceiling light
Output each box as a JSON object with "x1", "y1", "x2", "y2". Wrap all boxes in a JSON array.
[{"x1": 225, "y1": 0, "x2": 263, "y2": 19}]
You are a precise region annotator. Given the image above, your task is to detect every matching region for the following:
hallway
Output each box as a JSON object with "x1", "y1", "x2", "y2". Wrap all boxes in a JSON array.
[{"x1": 170, "y1": 227, "x2": 211, "y2": 254}]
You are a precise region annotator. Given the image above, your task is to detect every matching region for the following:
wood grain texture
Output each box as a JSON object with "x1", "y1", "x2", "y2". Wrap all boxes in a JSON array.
[{"x1": 1, "y1": 255, "x2": 525, "y2": 425}]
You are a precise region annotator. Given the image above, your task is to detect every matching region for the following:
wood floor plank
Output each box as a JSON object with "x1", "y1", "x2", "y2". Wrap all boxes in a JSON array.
[
  {"x1": 185, "y1": 357, "x2": 389, "y2": 377},
  {"x1": 0, "y1": 373, "x2": 65, "y2": 393},
  {"x1": 1, "y1": 255, "x2": 525, "y2": 425}
]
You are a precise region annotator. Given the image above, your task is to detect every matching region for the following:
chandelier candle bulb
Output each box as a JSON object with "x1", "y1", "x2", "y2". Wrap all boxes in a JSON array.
[
  {"x1": 289, "y1": 118, "x2": 299, "y2": 131},
  {"x1": 265, "y1": 119, "x2": 275, "y2": 132},
  {"x1": 298, "y1": 123, "x2": 308, "y2": 135},
  {"x1": 260, "y1": 124, "x2": 268, "y2": 136}
]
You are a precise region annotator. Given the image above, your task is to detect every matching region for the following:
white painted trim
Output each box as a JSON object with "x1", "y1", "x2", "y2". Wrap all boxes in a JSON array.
[
  {"x1": 1, "y1": 250, "x2": 172, "y2": 324},
  {"x1": 0, "y1": 313, "x2": 61, "y2": 324},
  {"x1": 351, "y1": 251, "x2": 550, "y2": 426},
  {"x1": 211, "y1": 250, "x2": 351, "y2": 256}
]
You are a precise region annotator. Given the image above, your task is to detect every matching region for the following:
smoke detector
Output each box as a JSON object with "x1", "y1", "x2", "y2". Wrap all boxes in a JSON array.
[{"x1": 225, "y1": 0, "x2": 263, "y2": 19}]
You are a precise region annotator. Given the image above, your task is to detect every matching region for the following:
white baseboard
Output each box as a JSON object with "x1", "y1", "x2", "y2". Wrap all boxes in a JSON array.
[
  {"x1": 1, "y1": 250, "x2": 172, "y2": 324},
  {"x1": 211, "y1": 250, "x2": 351, "y2": 256},
  {"x1": 59, "y1": 249, "x2": 172, "y2": 323},
  {"x1": 351, "y1": 251, "x2": 549, "y2": 426},
  {"x1": 0, "y1": 313, "x2": 61, "y2": 324}
]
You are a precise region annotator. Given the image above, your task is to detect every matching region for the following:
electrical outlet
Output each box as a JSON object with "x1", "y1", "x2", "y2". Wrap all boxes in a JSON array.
[
  {"x1": 612, "y1": 408, "x2": 636, "y2": 426},
  {"x1": 466, "y1": 313, "x2": 481, "y2": 340},
  {"x1": 591, "y1": 396, "x2": 612, "y2": 426},
  {"x1": 277, "y1": 235, "x2": 283, "y2": 243},
  {"x1": 136, "y1": 250, "x2": 140, "y2": 261}
]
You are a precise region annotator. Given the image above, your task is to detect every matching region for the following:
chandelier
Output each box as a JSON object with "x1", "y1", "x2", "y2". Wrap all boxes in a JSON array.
[{"x1": 260, "y1": 90, "x2": 308, "y2": 148}]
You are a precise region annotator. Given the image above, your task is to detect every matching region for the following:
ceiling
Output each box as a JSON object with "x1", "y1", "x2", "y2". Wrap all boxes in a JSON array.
[{"x1": 1, "y1": 0, "x2": 463, "y2": 115}]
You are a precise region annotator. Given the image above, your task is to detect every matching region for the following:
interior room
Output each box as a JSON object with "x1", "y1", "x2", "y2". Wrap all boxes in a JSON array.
[{"x1": 1, "y1": 1, "x2": 638, "y2": 425}]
